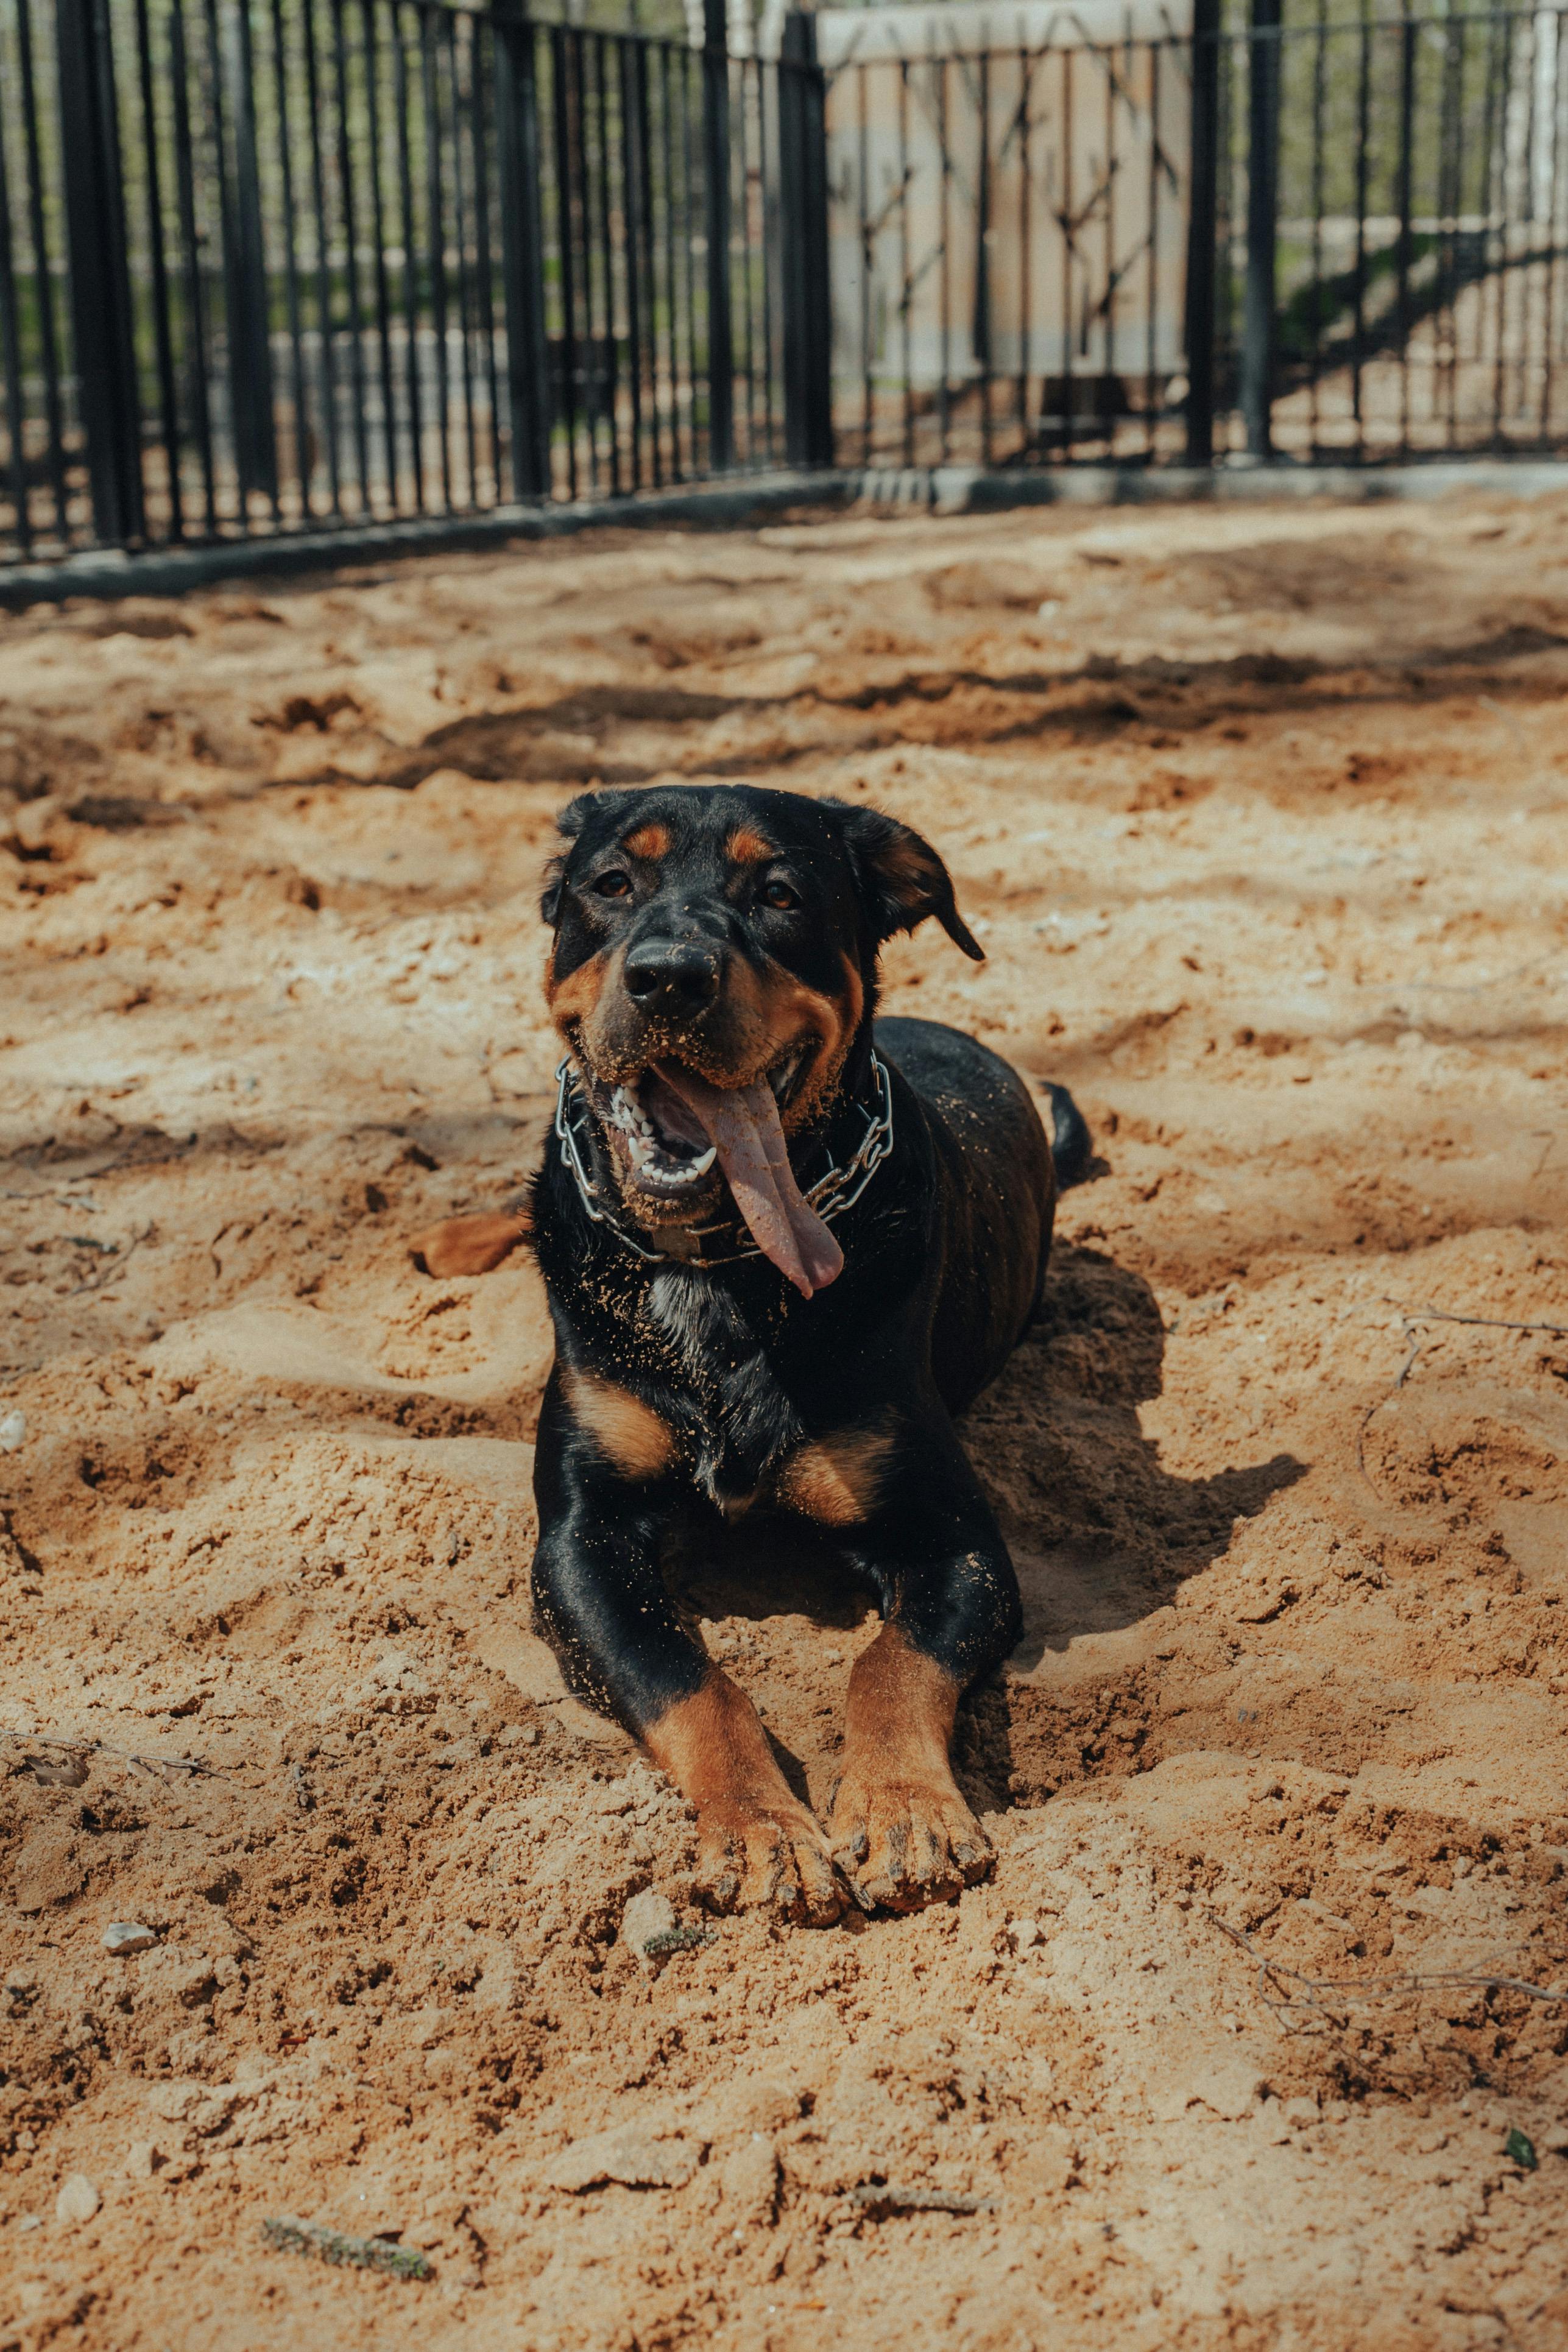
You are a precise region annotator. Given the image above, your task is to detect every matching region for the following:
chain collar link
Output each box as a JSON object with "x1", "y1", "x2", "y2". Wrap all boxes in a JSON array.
[{"x1": 552, "y1": 1053, "x2": 895, "y2": 1270}]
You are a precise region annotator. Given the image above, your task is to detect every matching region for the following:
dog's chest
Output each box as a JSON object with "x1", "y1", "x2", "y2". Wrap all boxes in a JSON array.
[{"x1": 638, "y1": 1268, "x2": 805, "y2": 1516}]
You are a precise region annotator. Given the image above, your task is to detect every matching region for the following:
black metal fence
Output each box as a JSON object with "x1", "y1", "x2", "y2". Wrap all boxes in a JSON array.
[
  {"x1": 0, "y1": 0, "x2": 828, "y2": 561},
  {"x1": 2, "y1": 1, "x2": 1567, "y2": 573},
  {"x1": 822, "y1": 2, "x2": 1568, "y2": 471}
]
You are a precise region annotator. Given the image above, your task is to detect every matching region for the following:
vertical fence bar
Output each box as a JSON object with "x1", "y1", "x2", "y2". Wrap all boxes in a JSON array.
[
  {"x1": 1061, "y1": 46, "x2": 1075, "y2": 445},
  {"x1": 977, "y1": 48, "x2": 992, "y2": 464},
  {"x1": 421, "y1": 12, "x2": 452, "y2": 512},
  {"x1": 446, "y1": 15, "x2": 479, "y2": 502},
  {"x1": 469, "y1": 32, "x2": 502, "y2": 501},
  {"x1": 1308, "y1": 0, "x2": 1327, "y2": 453},
  {"x1": 592, "y1": 34, "x2": 618, "y2": 492},
  {"x1": 735, "y1": 52, "x2": 755, "y2": 464},
  {"x1": 302, "y1": 0, "x2": 342, "y2": 518},
  {"x1": 1352, "y1": 0, "x2": 1371, "y2": 448},
  {"x1": 552, "y1": 26, "x2": 582, "y2": 497},
  {"x1": 133, "y1": 0, "x2": 183, "y2": 538},
  {"x1": 269, "y1": 0, "x2": 313, "y2": 519},
  {"x1": 16, "y1": 0, "x2": 70, "y2": 540},
  {"x1": 1542, "y1": 13, "x2": 1566, "y2": 440},
  {"x1": 57, "y1": 0, "x2": 144, "y2": 545},
  {"x1": 702, "y1": 0, "x2": 735, "y2": 471},
  {"x1": 390, "y1": 7, "x2": 425, "y2": 514},
  {"x1": 1396, "y1": 1, "x2": 1416, "y2": 457},
  {"x1": 361, "y1": 0, "x2": 398, "y2": 511},
  {"x1": 202, "y1": 0, "x2": 275, "y2": 522},
  {"x1": 779, "y1": 11, "x2": 832, "y2": 467},
  {"x1": 1019, "y1": 48, "x2": 1034, "y2": 459},
  {"x1": 169, "y1": 0, "x2": 218, "y2": 535},
  {"x1": 1184, "y1": 0, "x2": 1220, "y2": 464},
  {"x1": 857, "y1": 60, "x2": 871, "y2": 462},
  {"x1": 333, "y1": 0, "x2": 372, "y2": 509},
  {"x1": 494, "y1": 1, "x2": 551, "y2": 499},
  {"x1": 1241, "y1": 0, "x2": 1280, "y2": 459},
  {"x1": 1145, "y1": 41, "x2": 1160, "y2": 458},
  {"x1": 0, "y1": 93, "x2": 30, "y2": 553},
  {"x1": 1491, "y1": 12, "x2": 1513, "y2": 445}
]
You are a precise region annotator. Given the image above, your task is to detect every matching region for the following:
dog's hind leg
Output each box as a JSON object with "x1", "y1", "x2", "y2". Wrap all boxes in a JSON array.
[{"x1": 825, "y1": 1426, "x2": 1021, "y2": 1913}]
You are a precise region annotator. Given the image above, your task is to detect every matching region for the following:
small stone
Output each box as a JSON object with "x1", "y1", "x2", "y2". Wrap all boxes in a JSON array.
[
  {"x1": 620, "y1": 1887, "x2": 712, "y2": 1966},
  {"x1": 498, "y1": 1721, "x2": 537, "y2": 1747},
  {"x1": 103, "y1": 1921, "x2": 158, "y2": 1955},
  {"x1": 1007, "y1": 1916, "x2": 1043, "y2": 1952},
  {"x1": 547, "y1": 2125, "x2": 702, "y2": 2193},
  {"x1": 125, "y1": 2142, "x2": 160, "y2": 2181},
  {"x1": 55, "y1": 2174, "x2": 100, "y2": 2225},
  {"x1": 0, "y1": 1408, "x2": 26, "y2": 1453},
  {"x1": 623, "y1": 1889, "x2": 678, "y2": 1951}
]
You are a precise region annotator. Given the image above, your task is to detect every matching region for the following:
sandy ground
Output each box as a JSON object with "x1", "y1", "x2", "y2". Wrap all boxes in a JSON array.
[{"x1": 2, "y1": 490, "x2": 1568, "y2": 2352}]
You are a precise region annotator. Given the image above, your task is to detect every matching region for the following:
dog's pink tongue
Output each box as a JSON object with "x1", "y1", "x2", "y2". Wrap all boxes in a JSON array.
[{"x1": 655, "y1": 1063, "x2": 844, "y2": 1298}]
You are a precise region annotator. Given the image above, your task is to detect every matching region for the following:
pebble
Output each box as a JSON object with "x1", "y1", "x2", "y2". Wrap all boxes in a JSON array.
[
  {"x1": 622, "y1": 1889, "x2": 679, "y2": 1954},
  {"x1": 102, "y1": 1921, "x2": 158, "y2": 1955},
  {"x1": 621, "y1": 1888, "x2": 712, "y2": 1966},
  {"x1": 1008, "y1": 1916, "x2": 1044, "y2": 1952},
  {"x1": 55, "y1": 2175, "x2": 100, "y2": 2226},
  {"x1": 548, "y1": 2125, "x2": 702, "y2": 2193},
  {"x1": 0, "y1": 1408, "x2": 26, "y2": 1453}
]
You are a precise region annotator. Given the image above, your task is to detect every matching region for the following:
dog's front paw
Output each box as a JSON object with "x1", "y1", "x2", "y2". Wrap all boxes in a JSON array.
[
  {"x1": 694, "y1": 1798, "x2": 843, "y2": 1927},
  {"x1": 828, "y1": 1771, "x2": 992, "y2": 1912}
]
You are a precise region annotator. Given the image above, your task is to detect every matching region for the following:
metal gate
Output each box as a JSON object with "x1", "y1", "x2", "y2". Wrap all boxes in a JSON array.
[{"x1": 2, "y1": 0, "x2": 1567, "y2": 573}]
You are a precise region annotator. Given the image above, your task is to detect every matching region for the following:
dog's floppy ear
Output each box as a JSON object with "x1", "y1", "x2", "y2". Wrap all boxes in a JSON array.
[
  {"x1": 827, "y1": 800, "x2": 984, "y2": 962},
  {"x1": 540, "y1": 789, "x2": 617, "y2": 924}
]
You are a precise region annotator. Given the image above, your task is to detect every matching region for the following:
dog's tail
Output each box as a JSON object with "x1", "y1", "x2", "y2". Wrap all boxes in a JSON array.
[{"x1": 1040, "y1": 1081, "x2": 1093, "y2": 1190}]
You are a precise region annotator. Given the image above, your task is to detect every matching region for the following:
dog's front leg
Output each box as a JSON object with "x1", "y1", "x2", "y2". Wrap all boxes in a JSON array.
[
  {"x1": 531, "y1": 1374, "x2": 843, "y2": 1927},
  {"x1": 828, "y1": 1439, "x2": 1022, "y2": 1913}
]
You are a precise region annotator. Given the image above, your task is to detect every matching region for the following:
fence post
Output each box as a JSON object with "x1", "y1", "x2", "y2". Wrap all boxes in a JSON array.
[
  {"x1": 221, "y1": 0, "x2": 279, "y2": 507},
  {"x1": 1184, "y1": 0, "x2": 1220, "y2": 465},
  {"x1": 778, "y1": 11, "x2": 833, "y2": 467},
  {"x1": 701, "y1": 0, "x2": 734, "y2": 471},
  {"x1": 55, "y1": 0, "x2": 143, "y2": 546},
  {"x1": 1241, "y1": 0, "x2": 1281, "y2": 458},
  {"x1": 493, "y1": 0, "x2": 553, "y2": 499}
]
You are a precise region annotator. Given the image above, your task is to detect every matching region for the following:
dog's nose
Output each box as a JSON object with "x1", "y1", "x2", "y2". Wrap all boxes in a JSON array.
[{"x1": 623, "y1": 939, "x2": 723, "y2": 1011}]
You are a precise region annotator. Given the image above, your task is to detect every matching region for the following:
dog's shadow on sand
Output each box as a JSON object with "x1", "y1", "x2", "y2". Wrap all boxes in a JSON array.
[{"x1": 672, "y1": 1239, "x2": 1304, "y2": 1816}]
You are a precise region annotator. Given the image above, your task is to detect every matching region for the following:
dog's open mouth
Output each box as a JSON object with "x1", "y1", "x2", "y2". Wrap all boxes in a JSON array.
[{"x1": 583, "y1": 1050, "x2": 842, "y2": 1298}]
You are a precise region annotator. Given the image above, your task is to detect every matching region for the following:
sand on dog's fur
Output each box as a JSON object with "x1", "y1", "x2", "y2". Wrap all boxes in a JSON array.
[{"x1": 2, "y1": 496, "x2": 1568, "y2": 2350}]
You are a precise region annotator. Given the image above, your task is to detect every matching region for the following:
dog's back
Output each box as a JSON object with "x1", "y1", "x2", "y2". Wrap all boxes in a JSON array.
[{"x1": 876, "y1": 1015, "x2": 1055, "y2": 1418}]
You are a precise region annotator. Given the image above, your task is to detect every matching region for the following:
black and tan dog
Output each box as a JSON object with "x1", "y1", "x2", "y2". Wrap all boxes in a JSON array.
[{"x1": 417, "y1": 783, "x2": 1087, "y2": 1923}]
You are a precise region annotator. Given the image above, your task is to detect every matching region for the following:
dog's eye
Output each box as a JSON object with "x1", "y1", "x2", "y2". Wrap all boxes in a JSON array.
[
  {"x1": 592, "y1": 870, "x2": 633, "y2": 899},
  {"x1": 760, "y1": 878, "x2": 800, "y2": 911}
]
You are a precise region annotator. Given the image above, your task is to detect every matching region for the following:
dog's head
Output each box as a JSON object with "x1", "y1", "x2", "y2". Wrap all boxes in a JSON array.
[{"x1": 541, "y1": 784, "x2": 981, "y2": 1295}]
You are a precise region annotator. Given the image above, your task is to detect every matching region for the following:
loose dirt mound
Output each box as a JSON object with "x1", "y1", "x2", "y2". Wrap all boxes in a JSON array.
[{"x1": 3, "y1": 493, "x2": 1568, "y2": 2351}]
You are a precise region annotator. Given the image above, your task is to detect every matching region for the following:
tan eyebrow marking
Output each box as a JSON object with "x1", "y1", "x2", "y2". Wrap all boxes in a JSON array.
[
  {"x1": 726, "y1": 825, "x2": 774, "y2": 866},
  {"x1": 624, "y1": 821, "x2": 671, "y2": 861}
]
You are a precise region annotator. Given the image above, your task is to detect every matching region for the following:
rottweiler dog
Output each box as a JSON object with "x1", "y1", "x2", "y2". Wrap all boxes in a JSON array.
[{"x1": 416, "y1": 783, "x2": 1088, "y2": 1923}]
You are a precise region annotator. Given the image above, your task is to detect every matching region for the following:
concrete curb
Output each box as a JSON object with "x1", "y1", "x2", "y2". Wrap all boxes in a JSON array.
[
  {"x1": 4, "y1": 456, "x2": 1567, "y2": 607},
  {"x1": 0, "y1": 471, "x2": 851, "y2": 610}
]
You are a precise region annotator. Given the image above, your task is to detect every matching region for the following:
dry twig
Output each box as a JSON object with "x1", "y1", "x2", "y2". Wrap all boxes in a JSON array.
[
  {"x1": 1209, "y1": 1912, "x2": 1568, "y2": 2023},
  {"x1": 0, "y1": 1723, "x2": 224, "y2": 1786},
  {"x1": 64, "y1": 1221, "x2": 154, "y2": 1298},
  {"x1": 261, "y1": 2217, "x2": 431, "y2": 2281}
]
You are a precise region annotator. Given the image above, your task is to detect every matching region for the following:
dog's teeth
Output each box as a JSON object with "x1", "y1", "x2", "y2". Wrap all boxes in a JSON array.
[{"x1": 690, "y1": 1145, "x2": 716, "y2": 1176}]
